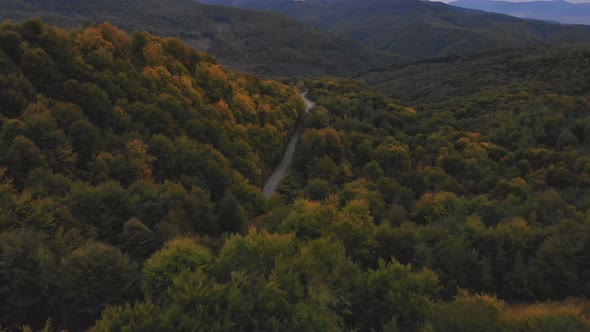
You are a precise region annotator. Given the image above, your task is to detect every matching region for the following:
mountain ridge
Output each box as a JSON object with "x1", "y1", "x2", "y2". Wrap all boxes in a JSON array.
[{"x1": 200, "y1": 0, "x2": 590, "y2": 58}]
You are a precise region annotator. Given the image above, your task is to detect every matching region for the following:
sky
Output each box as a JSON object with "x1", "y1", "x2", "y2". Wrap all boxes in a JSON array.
[{"x1": 440, "y1": 0, "x2": 590, "y2": 2}]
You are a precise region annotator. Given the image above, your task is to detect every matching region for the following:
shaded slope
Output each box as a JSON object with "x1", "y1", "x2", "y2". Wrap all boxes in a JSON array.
[
  {"x1": 0, "y1": 0, "x2": 381, "y2": 76},
  {"x1": 356, "y1": 46, "x2": 590, "y2": 106},
  {"x1": 201, "y1": 0, "x2": 590, "y2": 59},
  {"x1": 0, "y1": 20, "x2": 306, "y2": 329}
]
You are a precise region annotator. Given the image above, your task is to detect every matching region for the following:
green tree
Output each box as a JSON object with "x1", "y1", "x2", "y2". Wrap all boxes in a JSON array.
[
  {"x1": 66, "y1": 181, "x2": 132, "y2": 242},
  {"x1": 60, "y1": 242, "x2": 139, "y2": 330},
  {"x1": 351, "y1": 259, "x2": 440, "y2": 331},
  {"x1": 142, "y1": 237, "x2": 213, "y2": 300},
  {"x1": 5, "y1": 135, "x2": 45, "y2": 188},
  {"x1": 0, "y1": 230, "x2": 57, "y2": 329}
]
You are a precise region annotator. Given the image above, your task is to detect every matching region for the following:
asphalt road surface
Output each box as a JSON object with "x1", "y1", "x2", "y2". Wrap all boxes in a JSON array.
[{"x1": 262, "y1": 92, "x2": 314, "y2": 198}]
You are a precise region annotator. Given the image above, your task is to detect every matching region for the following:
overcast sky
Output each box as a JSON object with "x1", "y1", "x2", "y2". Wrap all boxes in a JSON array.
[{"x1": 440, "y1": 0, "x2": 590, "y2": 2}]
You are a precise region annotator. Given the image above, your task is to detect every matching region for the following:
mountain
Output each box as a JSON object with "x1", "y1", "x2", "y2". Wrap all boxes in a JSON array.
[
  {"x1": 0, "y1": 0, "x2": 384, "y2": 77},
  {"x1": 199, "y1": 0, "x2": 590, "y2": 59},
  {"x1": 3, "y1": 19, "x2": 590, "y2": 332},
  {"x1": 450, "y1": 0, "x2": 590, "y2": 25},
  {"x1": 0, "y1": 19, "x2": 307, "y2": 330}
]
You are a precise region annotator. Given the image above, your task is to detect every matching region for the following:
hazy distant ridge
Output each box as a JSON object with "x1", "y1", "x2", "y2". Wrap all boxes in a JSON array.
[{"x1": 449, "y1": 0, "x2": 590, "y2": 25}]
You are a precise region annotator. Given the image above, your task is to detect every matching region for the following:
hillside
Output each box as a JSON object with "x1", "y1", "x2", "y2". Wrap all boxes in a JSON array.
[
  {"x1": 450, "y1": 0, "x2": 590, "y2": 25},
  {"x1": 356, "y1": 46, "x2": 590, "y2": 106},
  {"x1": 0, "y1": 0, "x2": 382, "y2": 77},
  {"x1": 201, "y1": 0, "x2": 590, "y2": 59},
  {"x1": 0, "y1": 19, "x2": 304, "y2": 329},
  {"x1": 2, "y1": 20, "x2": 590, "y2": 332}
]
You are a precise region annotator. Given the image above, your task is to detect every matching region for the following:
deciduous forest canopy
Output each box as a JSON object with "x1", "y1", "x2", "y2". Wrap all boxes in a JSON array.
[{"x1": 1, "y1": 3, "x2": 590, "y2": 332}]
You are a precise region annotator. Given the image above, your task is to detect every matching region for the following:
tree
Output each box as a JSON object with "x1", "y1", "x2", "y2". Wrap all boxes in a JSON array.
[
  {"x1": 68, "y1": 119, "x2": 100, "y2": 166},
  {"x1": 305, "y1": 178, "x2": 332, "y2": 201},
  {"x1": 351, "y1": 259, "x2": 440, "y2": 331},
  {"x1": 0, "y1": 30, "x2": 23, "y2": 62},
  {"x1": 531, "y1": 220, "x2": 590, "y2": 298},
  {"x1": 60, "y1": 242, "x2": 139, "y2": 330},
  {"x1": 62, "y1": 80, "x2": 111, "y2": 128},
  {"x1": 66, "y1": 181, "x2": 132, "y2": 242},
  {"x1": 91, "y1": 302, "x2": 163, "y2": 332},
  {"x1": 121, "y1": 218, "x2": 160, "y2": 260},
  {"x1": 374, "y1": 140, "x2": 411, "y2": 178},
  {"x1": 20, "y1": 19, "x2": 45, "y2": 43},
  {"x1": 0, "y1": 230, "x2": 57, "y2": 329},
  {"x1": 0, "y1": 73, "x2": 35, "y2": 117},
  {"x1": 20, "y1": 47, "x2": 62, "y2": 96},
  {"x1": 142, "y1": 238, "x2": 213, "y2": 300},
  {"x1": 5, "y1": 135, "x2": 45, "y2": 188},
  {"x1": 427, "y1": 291, "x2": 503, "y2": 332},
  {"x1": 216, "y1": 192, "x2": 246, "y2": 234}
]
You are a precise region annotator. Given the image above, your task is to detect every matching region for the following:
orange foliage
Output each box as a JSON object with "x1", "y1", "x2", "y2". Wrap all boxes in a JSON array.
[
  {"x1": 98, "y1": 22, "x2": 129, "y2": 55},
  {"x1": 126, "y1": 139, "x2": 155, "y2": 181},
  {"x1": 143, "y1": 42, "x2": 165, "y2": 66},
  {"x1": 466, "y1": 142, "x2": 487, "y2": 157},
  {"x1": 75, "y1": 27, "x2": 114, "y2": 54},
  {"x1": 233, "y1": 92, "x2": 256, "y2": 115},
  {"x1": 142, "y1": 66, "x2": 160, "y2": 81},
  {"x1": 154, "y1": 66, "x2": 172, "y2": 80},
  {"x1": 22, "y1": 100, "x2": 51, "y2": 118},
  {"x1": 318, "y1": 127, "x2": 342, "y2": 146},
  {"x1": 456, "y1": 136, "x2": 471, "y2": 148},
  {"x1": 216, "y1": 99, "x2": 235, "y2": 122},
  {"x1": 203, "y1": 63, "x2": 229, "y2": 81},
  {"x1": 416, "y1": 192, "x2": 434, "y2": 210}
]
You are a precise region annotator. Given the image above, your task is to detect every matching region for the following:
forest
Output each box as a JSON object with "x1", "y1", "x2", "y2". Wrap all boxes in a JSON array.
[
  {"x1": 0, "y1": 0, "x2": 380, "y2": 77},
  {"x1": 1, "y1": 19, "x2": 590, "y2": 331}
]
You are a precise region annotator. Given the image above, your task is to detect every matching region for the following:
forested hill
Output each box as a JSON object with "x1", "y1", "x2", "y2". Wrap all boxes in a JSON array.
[
  {"x1": 357, "y1": 46, "x2": 590, "y2": 106},
  {"x1": 200, "y1": 0, "x2": 590, "y2": 59},
  {"x1": 2, "y1": 20, "x2": 590, "y2": 332},
  {"x1": 0, "y1": 0, "x2": 383, "y2": 77},
  {"x1": 0, "y1": 20, "x2": 305, "y2": 330}
]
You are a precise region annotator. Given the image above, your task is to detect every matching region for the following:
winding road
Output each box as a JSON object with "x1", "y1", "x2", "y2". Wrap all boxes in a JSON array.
[{"x1": 262, "y1": 92, "x2": 314, "y2": 198}]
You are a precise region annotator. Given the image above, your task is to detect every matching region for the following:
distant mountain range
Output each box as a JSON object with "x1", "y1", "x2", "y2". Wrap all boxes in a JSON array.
[
  {"x1": 0, "y1": 0, "x2": 384, "y2": 77},
  {"x1": 200, "y1": 0, "x2": 590, "y2": 59},
  {"x1": 4, "y1": 0, "x2": 590, "y2": 76},
  {"x1": 449, "y1": 0, "x2": 590, "y2": 25}
]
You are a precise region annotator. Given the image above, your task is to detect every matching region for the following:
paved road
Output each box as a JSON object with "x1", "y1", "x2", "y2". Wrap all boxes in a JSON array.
[{"x1": 262, "y1": 92, "x2": 314, "y2": 198}]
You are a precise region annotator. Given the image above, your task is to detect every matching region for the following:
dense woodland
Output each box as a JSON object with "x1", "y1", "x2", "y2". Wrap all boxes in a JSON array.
[
  {"x1": 1, "y1": 19, "x2": 590, "y2": 332},
  {"x1": 357, "y1": 46, "x2": 590, "y2": 106},
  {"x1": 0, "y1": 20, "x2": 304, "y2": 330}
]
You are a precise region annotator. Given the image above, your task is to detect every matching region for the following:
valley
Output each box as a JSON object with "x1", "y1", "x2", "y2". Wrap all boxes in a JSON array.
[{"x1": 1, "y1": 0, "x2": 590, "y2": 331}]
